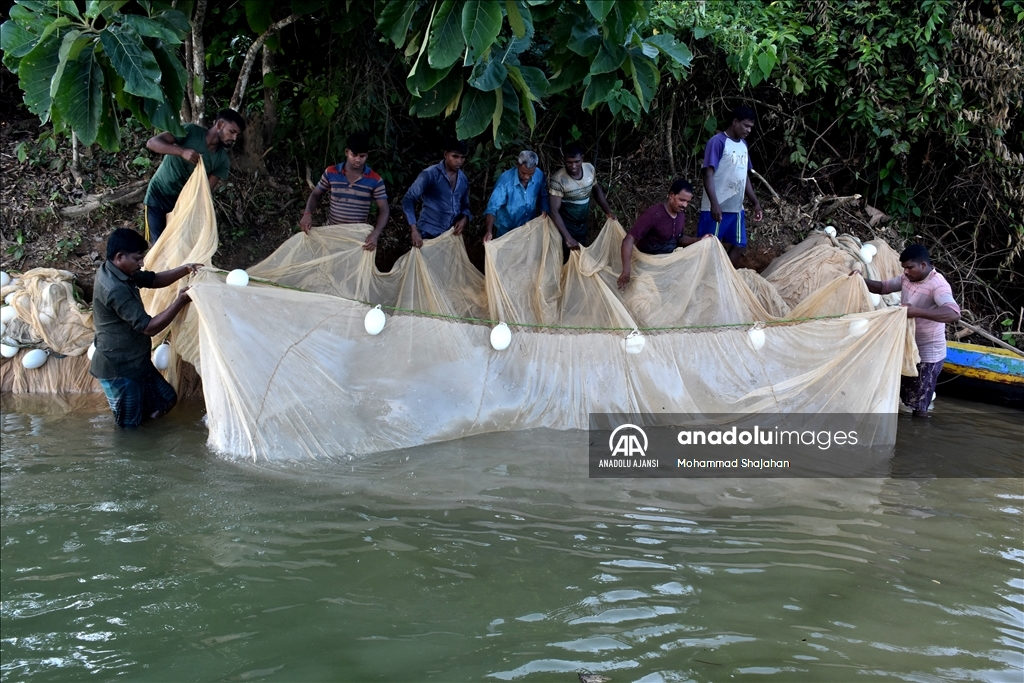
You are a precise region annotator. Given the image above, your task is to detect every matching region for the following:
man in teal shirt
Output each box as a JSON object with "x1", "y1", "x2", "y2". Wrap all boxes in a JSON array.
[
  {"x1": 482, "y1": 150, "x2": 549, "y2": 242},
  {"x1": 143, "y1": 109, "x2": 246, "y2": 243}
]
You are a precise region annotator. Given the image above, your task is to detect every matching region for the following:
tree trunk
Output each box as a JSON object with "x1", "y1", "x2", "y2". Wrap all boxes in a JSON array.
[
  {"x1": 228, "y1": 14, "x2": 299, "y2": 112},
  {"x1": 180, "y1": 29, "x2": 194, "y2": 123},
  {"x1": 191, "y1": 0, "x2": 208, "y2": 124},
  {"x1": 262, "y1": 44, "x2": 278, "y2": 143}
]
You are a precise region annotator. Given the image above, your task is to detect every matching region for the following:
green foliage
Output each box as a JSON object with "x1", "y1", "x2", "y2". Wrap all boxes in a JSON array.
[
  {"x1": 2, "y1": 0, "x2": 190, "y2": 151},
  {"x1": 6, "y1": 229, "x2": 28, "y2": 263},
  {"x1": 652, "y1": 0, "x2": 1023, "y2": 223},
  {"x1": 379, "y1": 0, "x2": 692, "y2": 147}
]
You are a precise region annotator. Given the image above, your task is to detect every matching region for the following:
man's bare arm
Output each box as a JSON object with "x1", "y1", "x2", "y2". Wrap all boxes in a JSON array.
[{"x1": 147, "y1": 132, "x2": 199, "y2": 164}]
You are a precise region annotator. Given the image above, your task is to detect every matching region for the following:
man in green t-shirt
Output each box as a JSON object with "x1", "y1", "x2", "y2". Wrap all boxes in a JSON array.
[{"x1": 143, "y1": 109, "x2": 246, "y2": 243}]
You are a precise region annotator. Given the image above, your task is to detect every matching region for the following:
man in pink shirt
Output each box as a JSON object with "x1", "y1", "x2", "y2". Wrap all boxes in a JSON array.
[{"x1": 861, "y1": 244, "x2": 961, "y2": 416}]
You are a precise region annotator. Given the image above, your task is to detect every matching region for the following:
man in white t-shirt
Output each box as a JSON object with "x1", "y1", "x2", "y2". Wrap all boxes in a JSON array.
[
  {"x1": 860, "y1": 244, "x2": 961, "y2": 416},
  {"x1": 697, "y1": 105, "x2": 764, "y2": 267}
]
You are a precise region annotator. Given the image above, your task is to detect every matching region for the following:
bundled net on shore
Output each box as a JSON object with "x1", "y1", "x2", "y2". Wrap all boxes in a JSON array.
[{"x1": 0, "y1": 268, "x2": 98, "y2": 393}]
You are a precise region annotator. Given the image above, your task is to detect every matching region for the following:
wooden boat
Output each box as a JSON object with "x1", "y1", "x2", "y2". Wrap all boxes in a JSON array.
[{"x1": 938, "y1": 341, "x2": 1024, "y2": 406}]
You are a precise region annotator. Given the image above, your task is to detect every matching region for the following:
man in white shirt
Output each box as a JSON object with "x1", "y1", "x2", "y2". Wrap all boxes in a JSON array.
[{"x1": 697, "y1": 105, "x2": 764, "y2": 267}]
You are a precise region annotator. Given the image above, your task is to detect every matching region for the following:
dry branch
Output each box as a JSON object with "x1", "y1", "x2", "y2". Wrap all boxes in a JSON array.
[
  {"x1": 751, "y1": 169, "x2": 780, "y2": 204},
  {"x1": 59, "y1": 181, "x2": 148, "y2": 217},
  {"x1": 958, "y1": 321, "x2": 1024, "y2": 357},
  {"x1": 229, "y1": 14, "x2": 300, "y2": 111}
]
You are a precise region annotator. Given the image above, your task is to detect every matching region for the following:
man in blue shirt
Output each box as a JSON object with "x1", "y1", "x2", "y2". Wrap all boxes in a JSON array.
[
  {"x1": 482, "y1": 150, "x2": 549, "y2": 242},
  {"x1": 403, "y1": 139, "x2": 472, "y2": 248}
]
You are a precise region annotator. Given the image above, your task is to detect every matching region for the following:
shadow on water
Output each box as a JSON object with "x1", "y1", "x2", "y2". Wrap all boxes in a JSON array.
[{"x1": 1, "y1": 394, "x2": 1022, "y2": 682}]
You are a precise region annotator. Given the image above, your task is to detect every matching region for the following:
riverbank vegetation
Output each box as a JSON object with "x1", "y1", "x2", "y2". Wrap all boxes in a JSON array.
[{"x1": 1, "y1": 0, "x2": 1021, "y2": 342}]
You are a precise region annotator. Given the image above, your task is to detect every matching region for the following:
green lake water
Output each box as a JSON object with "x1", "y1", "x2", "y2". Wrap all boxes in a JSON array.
[{"x1": 1, "y1": 395, "x2": 1022, "y2": 682}]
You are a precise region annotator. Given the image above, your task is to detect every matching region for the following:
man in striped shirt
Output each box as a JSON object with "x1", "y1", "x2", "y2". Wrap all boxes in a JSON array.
[{"x1": 299, "y1": 133, "x2": 389, "y2": 250}]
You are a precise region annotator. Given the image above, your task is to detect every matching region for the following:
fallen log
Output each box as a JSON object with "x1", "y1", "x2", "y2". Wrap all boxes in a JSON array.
[{"x1": 59, "y1": 180, "x2": 148, "y2": 217}]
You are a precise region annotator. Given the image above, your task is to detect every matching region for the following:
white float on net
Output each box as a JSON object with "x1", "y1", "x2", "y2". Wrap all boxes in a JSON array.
[
  {"x1": 0, "y1": 271, "x2": 10, "y2": 287},
  {"x1": 490, "y1": 322, "x2": 511, "y2": 350},
  {"x1": 849, "y1": 318, "x2": 870, "y2": 337},
  {"x1": 0, "y1": 342, "x2": 18, "y2": 358},
  {"x1": 21, "y1": 348, "x2": 48, "y2": 369},
  {"x1": 0, "y1": 306, "x2": 15, "y2": 324},
  {"x1": 824, "y1": 225, "x2": 837, "y2": 237},
  {"x1": 153, "y1": 342, "x2": 171, "y2": 371},
  {"x1": 226, "y1": 269, "x2": 249, "y2": 287},
  {"x1": 747, "y1": 326, "x2": 766, "y2": 351},
  {"x1": 87, "y1": 342, "x2": 96, "y2": 360},
  {"x1": 621, "y1": 329, "x2": 646, "y2": 355},
  {"x1": 364, "y1": 305, "x2": 386, "y2": 335}
]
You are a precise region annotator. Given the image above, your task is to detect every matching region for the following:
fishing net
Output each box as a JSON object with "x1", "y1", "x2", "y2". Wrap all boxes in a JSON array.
[
  {"x1": 3, "y1": 163, "x2": 919, "y2": 462},
  {"x1": 178, "y1": 214, "x2": 908, "y2": 460},
  {"x1": 1, "y1": 268, "x2": 93, "y2": 354},
  {"x1": 184, "y1": 267, "x2": 907, "y2": 461}
]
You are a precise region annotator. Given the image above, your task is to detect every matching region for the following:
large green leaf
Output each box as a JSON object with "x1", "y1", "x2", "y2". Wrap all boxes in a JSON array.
[
  {"x1": 757, "y1": 51, "x2": 776, "y2": 80},
  {"x1": 99, "y1": 23, "x2": 164, "y2": 101},
  {"x1": 644, "y1": 34, "x2": 693, "y2": 69},
  {"x1": 148, "y1": 39, "x2": 186, "y2": 113},
  {"x1": 49, "y1": 29, "x2": 86, "y2": 103},
  {"x1": 581, "y1": 72, "x2": 617, "y2": 110},
  {"x1": 54, "y1": 45, "x2": 103, "y2": 145},
  {"x1": 468, "y1": 56, "x2": 507, "y2": 91},
  {"x1": 243, "y1": 0, "x2": 273, "y2": 33},
  {"x1": 567, "y1": 21, "x2": 600, "y2": 57},
  {"x1": 548, "y1": 57, "x2": 589, "y2": 94},
  {"x1": 461, "y1": 0, "x2": 502, "y2": 64},
  {"x1": 590, "y1": 39, "x2": 626, "y2": 74},
  {"x1": 119, "y1": 14, "x2": 183, "y2": 45},
  {"x1": 407, "y1": 61, "x2": 453, "y2": 97},
  {"x1": 506, "y1": 64, "x2": 547, "y2": 101},
  {"x1": 154, "y1": 9, "x2": 190, "y2": 37},
  {"x1": 1, "y1": 21, "x2": 40, "y2": 69},
  {"x1": 410, "y1": 66, "x2": 463, "y2": 117},
  {"x1": 626, "y1": 49, "x2": 658, "y2": 111},
  {"x1": 506, "y1": 67, "x2": 537, "y2": 129},
  {"x1": 144, "y1": 96, "x2": 183, "y2": 135},
  {"x1": 492, "y1": 81, "x2": 520, "y2": 148},
  {"x1": 584, "y1": 0, "x2": 614, "y2": 22},
  {"x1": 603, "y1": 5, "x2": 627, "y2": 44},
  {"x1": 18, "y1": 26, "x2": 65, "y2": 119},
  {"x1": 95, "y1": 92, "x2": 120, "y2": 151},
  {"x1": 377, "y1": 0, "x2": 418, "y2": 48},
  {"x1": 57, "y1": 1, "x2": 82, "y2": 19},
  {"x1": 10, "y1": 3, "x2": 56, "y2": 29},
  {"x1": 291, "y1": 0, "x2": 324, "y2": 14},
  {"x1": 455, "y1": 87, "x2": 496, "y2": 138},
  {"x1": 109, "y1": 68, "x2": 152, "y2": 129},
  {"x1": 84, "y1": 1, "x2": 129, "y2": 20},
  {"x1": 427, "y1": 0, "x2": 464, "y2": 69},
  {"x1": 519, "y1": 86, "x2": 535, "y2": 131},
  {"x1": 505, "y1": 0, "x2": 526, "y2": 39}
]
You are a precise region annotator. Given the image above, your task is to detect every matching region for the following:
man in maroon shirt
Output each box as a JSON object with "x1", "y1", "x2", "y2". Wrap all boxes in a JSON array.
[{"x1": 618, "y1": 179, "x2": 708, "y2": 290}]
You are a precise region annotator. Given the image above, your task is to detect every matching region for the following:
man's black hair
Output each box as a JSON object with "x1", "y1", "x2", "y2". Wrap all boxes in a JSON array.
[
  {"x1": 731, "y1": 105, "x2": 756, "y2": 124},
  {"x1": 106, "y1": 228, "x2": 149, "y2": 260},
  {"x1": 214, "y1": 109, "x2": 247, "y2": 132},
  {"x1": 346, "y1": 132, "x2": 370, "y2": 154},
  {"x1": 563, "y1": 142, "x2": 585, "y2": 159},
  {"x1": 444, "y1": 137, "x2": 469, "y2": 155},
  {"x1": 670, "y1": 178, "x2": 694, "y2": 195},
  {"x1": 899, "y1": 244, "x2": 930, "y2": 263}
]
